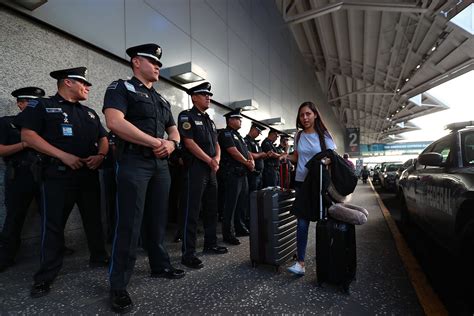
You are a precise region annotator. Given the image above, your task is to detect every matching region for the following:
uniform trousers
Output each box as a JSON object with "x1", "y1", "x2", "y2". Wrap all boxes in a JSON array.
[
  {"x1": 34, "y1": 166, "x2": 107, "y2": 283},
  {"x1": 222, "y1": 170, "x2": 248, "y2": 238},
  {"x1": 263, "y1": 165, "x2": 279, "y2": 188},
  {"x1": 181, "y1": 159, "x2": 218, "y2": 258},
  {"x1": 109, "y1": 152, "x2": 171, "y2": 290},
  {"x1": 0, "y1": 165, "x2": 39, "y2": 265},
  {"x1": 245, "y1": 171, "x2": 262, "y2": 223}
]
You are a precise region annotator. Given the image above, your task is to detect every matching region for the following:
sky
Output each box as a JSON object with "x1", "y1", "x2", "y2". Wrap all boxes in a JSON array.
[{"x1": 399, "y1": 70, "x2": 474, "y2": 142}]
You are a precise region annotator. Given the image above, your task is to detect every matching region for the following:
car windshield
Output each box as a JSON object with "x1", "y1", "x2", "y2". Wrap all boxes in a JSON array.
[
  {"x1": 462, "y1": 130, "x2": 474, "y2": 166},
  {"x1": 386, "y1": 164, "x2": 402, "y2": 172}
]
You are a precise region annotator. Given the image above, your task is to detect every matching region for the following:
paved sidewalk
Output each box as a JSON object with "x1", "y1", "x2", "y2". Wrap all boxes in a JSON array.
[{"x1": 0, "y1": 182, "x2": 423, "y2": 314}]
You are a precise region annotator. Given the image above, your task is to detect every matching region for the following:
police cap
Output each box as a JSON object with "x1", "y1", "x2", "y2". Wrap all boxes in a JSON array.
[
  {"x1": 268, "y1": 127, "x2": 281, "y2": 135},
  {"x1": 188, "y1": 82, "x2": 213, "y2": 96},
  {"x1": 251, "y1": 122, "x2": 266, "y2": 133},
  {"x1": 224, "y1": 108, "x2": 243, "y2": 119},
  {"x1": 50, "y1": 67, "x2": 92, "y2": 86},
  {"x1": 126, "y1": 43, "x2": 163, "y2": 67},
  {"x1": 11, "y1": 87, "x2": 45, "y2": 100}
]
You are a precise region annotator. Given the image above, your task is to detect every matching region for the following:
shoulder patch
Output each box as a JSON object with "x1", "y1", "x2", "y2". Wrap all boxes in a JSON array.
[
  {"x1": 182, "y1": 122, "x2": 192, "y2": 130},
  {"x1": 224, "y1": 131, "x2": 232, "y2": 137},
  {"x1": 179, "y1": 115, "x2": 189, "y2": 122},
  {"x1": 124, "y1": 81, "x2": 136, "y2": 93},
  {"x1": 27, "y1": 99, "x2": 39, "y2": 108},
  {"x1": 107, "y1": 81, "x2": 119, "y2": 90}
]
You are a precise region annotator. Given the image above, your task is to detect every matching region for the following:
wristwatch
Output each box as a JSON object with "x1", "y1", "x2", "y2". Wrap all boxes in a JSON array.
[{"x1": 171, "y1": 140, "x2": 181, "y2": 150}]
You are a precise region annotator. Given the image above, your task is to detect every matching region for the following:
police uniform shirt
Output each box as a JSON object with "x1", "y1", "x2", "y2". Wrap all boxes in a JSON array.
[
  {"x1": 244, "y1": 135, "x2": 264, "y2": 171},
  {"x1": 262, "y1": 138, "x2": 279, "y2": 167},
  {"x1": 0, "y1": 116, "x2": 31, "y2": 164},
  {"x1": 103, "y1": 77, "x2": 175, "y2": 138},
  {"x1": 13, "y1": 94, "x2": 107, "y2": 158},
  {"x1": 178, "y1": 106, "x2": 217, "y2": 159},
  {"x1": 218, "y1": 127, "x2": 249, "y2": 168}
]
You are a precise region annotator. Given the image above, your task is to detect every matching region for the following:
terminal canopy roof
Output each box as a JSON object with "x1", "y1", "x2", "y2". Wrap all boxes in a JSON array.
[{"x1": 277, "y1": 0, "x2": 474, "y2": 143}]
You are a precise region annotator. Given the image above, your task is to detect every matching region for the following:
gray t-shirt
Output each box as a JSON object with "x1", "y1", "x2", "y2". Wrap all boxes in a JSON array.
[{"x1": 295, "y1": 131, "x2": 336, "y2": 182}]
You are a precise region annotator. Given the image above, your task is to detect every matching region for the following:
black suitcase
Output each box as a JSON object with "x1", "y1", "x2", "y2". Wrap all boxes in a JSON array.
[
  {"x1": 249, "y1": 187, "x2": 297, "y2": 271},
  {"x1": 316, "y1": 217, "x2": 356, "y2": 292}
]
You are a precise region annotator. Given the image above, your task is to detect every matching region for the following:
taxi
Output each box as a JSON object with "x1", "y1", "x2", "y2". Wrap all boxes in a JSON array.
[{"x1": 398, "y1": 121, "x2": 474, "y2": 265}]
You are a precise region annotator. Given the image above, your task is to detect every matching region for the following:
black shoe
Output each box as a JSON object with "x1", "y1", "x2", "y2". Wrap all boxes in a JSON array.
[
  {"x1": 110, "y1": 289, "x2": 133, "y2": 314},
  {"x1": 173, "y1": 233, "x2": 182, "y2": 243},
  {"x1": 203, "y1": 245, "x2": 228, "y2": 254},
  {"x1": 30, "y1": 281, "x2": 51, "y2": 298},
  {"x1": 181, "y1": 256, "x2": 204, "y2": 269},
  {"x1": 150, "y1": 267, "x2": 185, "y2": 279},
  {"x1": 223, "y1": 237, "x2": 241, "y2": 245},
  {"x1": 235, "y1": 230, "x2": 250, "y2": 237},
  {"x1": 63, "y1": 246, "x2": 75, "y2": 256},
  {"x1": 89, "y1": 257, "x2": 110, "y2": 268}
]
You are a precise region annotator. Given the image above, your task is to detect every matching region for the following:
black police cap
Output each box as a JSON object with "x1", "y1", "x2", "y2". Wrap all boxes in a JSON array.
[
  {"x1": 11, "y1": 87, "x2": 45, "y2": 99},
  {"x1": 268, "y1": 127, "x2": 281, "y2": 135},
  {"x1": 188, "y1": 82, "x2": 213, "y2": 96},
  {"x1": 251, "y1": 122, "x2": 266, "y2": 133},
  {"x1": 50, "y1": 67, "x2": 92, "y2": 86},
  {"x1": 126, "y1": 43, "x2": 163, "y2": 67},
  {"x1": 224, "y1": 108, "x2": 243, "y2": 119}
]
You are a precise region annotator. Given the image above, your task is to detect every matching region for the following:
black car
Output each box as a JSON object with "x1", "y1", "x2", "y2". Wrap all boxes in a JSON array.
[
  {"x1": 380, "y1": 163, "x2": 403, "y2": 191},
  {"x1": 398, "y1": 121, "x2": 474, "y2": 275}
]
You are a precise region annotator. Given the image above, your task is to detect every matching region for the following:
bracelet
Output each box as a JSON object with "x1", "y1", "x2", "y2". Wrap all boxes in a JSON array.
[{"x1": 98, "y1": 153, "x2": 106, "y2": 158}]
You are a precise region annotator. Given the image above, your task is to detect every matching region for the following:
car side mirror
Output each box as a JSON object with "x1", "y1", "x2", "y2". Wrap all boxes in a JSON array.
[{"x1": 418, "y1": 152, "x2": 443, "y2": 166}]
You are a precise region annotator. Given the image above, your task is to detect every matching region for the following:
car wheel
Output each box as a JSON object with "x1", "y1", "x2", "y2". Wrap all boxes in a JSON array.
[{"x1": 399, "y1": 193, "x2": 410, "y2": 225}]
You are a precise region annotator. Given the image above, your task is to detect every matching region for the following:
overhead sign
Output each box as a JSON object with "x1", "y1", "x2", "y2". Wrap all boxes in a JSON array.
[{"x1": 345, "y1": 128, "x2": 360, "y2": 156}]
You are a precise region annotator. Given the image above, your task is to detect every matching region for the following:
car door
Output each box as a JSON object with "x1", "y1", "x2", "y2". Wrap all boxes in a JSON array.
[{"x1": 418, "y1": 135, "x2": 455, "y2": 244}]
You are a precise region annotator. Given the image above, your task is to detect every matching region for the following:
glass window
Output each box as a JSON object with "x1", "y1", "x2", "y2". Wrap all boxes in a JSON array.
[
  {"x1": 462, "y1": 131, "x2": 474, "y2": 166},
  {"x1": 430, "y1": 136, "x2": 452, "y2": 164}
]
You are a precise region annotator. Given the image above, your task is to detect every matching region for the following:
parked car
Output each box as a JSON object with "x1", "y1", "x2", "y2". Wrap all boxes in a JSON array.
[
  {"x1": 398, "y1": 121, "x2": 474, "y2": 278},
  {"x1": 395, "y1": 158, "x2": 416, "y2": 195},
  {"x1": 380, "y1": 163, "x2": 403, "y2": 191}
]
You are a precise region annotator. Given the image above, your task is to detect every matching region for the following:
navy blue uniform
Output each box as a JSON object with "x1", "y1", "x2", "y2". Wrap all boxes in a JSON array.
[
  {"x1": 14, "y1": 94, "x2": 108, "y2": 283},
  {"x1": 103, "y1": 77, "x2": 176, "y2": 290},
  {"x1": 218, "y1": 127, "x2": 250, "y2": 238},
  {"x1": 0, "y1": 116, "x2": 40, "y2": 267},
  {"x1": 244, "y1": 135, "x2": 264, "y2": 193},
  {"x1": 178, "y1": 106, "x2": 219, "y2": 258},
  {"x1": 262, "y1": 138, "x2": 279, "y2": 187}
]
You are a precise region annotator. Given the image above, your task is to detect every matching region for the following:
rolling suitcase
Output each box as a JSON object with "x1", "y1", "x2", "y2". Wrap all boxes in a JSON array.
[
  {"x1": 249, "y1": 185, "x2": 297, "y2": 271},
  {"x1": 314, "y1": 158, "x2": 357, "y2": 293},
  {"x1": 316, "y1": 217, "x2": 356, "y2": 293}
]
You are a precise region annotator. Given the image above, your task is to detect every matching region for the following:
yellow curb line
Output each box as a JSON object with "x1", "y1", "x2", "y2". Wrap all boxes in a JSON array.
[{"x1": 369, "y1": 180, "x2": 448, "y2": 316}]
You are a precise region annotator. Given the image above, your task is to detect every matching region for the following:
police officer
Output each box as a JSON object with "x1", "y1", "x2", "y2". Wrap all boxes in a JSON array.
[
  {"x1": 14, "y1": 67, "x2": 109, "y2": 298},
  {"x1": 178, "y1": 82, "x2": 228, "y2": 269},
  {"x1": 0, "y1": 87, "x2": 45, "y2": 272},
  {"x1": 218, "y1": 109, "x2": 254, "y2": 244},
  {"x1": 276, "y1": 135, "x2": 292, "y2": 188},
  {"x1": 243, "y1": 122, "x2": 267, "y2": 224},
  {"x1": 103, "y1": 43, "x2": 184, "y2": 314},
  {"x1": 262, "y1": 128, "x2": 285, "y2": 187}
]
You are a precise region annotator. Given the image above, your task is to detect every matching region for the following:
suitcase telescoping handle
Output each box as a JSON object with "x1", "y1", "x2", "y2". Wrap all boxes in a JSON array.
[{"x1": 279, "y1": 162, "x2": 290, "y2": 190}]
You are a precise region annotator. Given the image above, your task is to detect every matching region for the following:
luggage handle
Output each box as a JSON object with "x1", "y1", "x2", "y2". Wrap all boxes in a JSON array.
[{"x1": 279, "y1": 162, "x2": 290, "y2": 191}]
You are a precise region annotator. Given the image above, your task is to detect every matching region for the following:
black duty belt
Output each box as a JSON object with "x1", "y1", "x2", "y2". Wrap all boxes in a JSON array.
[{"x1": 124, "y1": 143, "x2": 154, "y2": 158}]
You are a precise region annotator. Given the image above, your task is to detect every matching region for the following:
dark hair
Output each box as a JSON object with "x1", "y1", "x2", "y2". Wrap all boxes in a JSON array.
[{"x1": 296, "y1": 101, "x2": 332, "y2": 140}]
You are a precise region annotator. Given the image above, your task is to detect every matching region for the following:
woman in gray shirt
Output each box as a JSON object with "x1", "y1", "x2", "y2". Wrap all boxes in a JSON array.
[{"x1": 287, "y1": 101, "x2": 336, "y2": 275}]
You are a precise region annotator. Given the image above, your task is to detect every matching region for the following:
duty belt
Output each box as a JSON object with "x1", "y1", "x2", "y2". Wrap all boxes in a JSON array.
[{"x1": 124, "y1": 143, "x2": 154, "y2": 158}]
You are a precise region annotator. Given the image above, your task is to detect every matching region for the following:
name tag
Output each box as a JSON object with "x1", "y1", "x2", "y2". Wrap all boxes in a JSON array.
[
  {"x1": 233, "y1": 135, "x2": 239, "y2": 140},
  {"x1": 46, "y1": 108, "x2": 63, "y2": 113},
  {"x1": 61, "y1": 124, "x2": 73, "y2": 137},
  {"x1": 195, "y1": 121, "x2": 203, "y2": 126}
]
